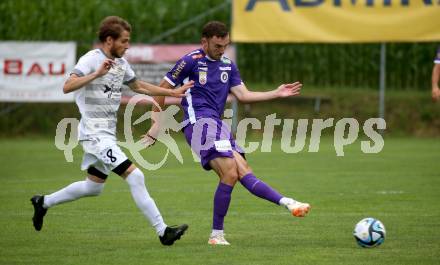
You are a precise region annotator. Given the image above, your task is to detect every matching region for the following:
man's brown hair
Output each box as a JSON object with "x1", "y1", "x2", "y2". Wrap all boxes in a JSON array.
[
  {"x1": 98, "y1": 16, "x2": 132, "y2": 42},
  {"x1": 202, "y1": 21, "x2": 229, "y2": 39}
]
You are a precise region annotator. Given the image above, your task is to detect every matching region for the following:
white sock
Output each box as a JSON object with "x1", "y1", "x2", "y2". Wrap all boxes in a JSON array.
[
  {"x1": 211, "y1": 229, "x2": 224, "y2": 237},
  {"x1": 126, "y1": 168, "x2": 167, "y2": 236},
  {"x1": 43, "y1": 178, "x2": 104, "y2": 208},
  {"x1": 278, "y1": 197, "x2": 295, "y2": 208}
]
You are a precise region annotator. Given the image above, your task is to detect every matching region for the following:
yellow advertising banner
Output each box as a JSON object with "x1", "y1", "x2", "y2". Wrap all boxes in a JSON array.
[{"x1": 232, "y1": 0, "x2": 440, "y2": 43}]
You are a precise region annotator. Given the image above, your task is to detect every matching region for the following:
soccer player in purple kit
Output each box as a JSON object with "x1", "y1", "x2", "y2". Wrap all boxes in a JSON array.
[{"x1": 145, "y1": 21, "x2": 310, "y2": 245}]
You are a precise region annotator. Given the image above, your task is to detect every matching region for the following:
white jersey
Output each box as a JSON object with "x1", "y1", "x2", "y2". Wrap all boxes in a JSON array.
[{"x1": 71, "y1": 49, "x2": 136, "y2": 140}]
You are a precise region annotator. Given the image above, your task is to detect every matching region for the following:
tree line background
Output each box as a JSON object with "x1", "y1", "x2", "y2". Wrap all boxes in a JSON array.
[
  {"x1": 1, "y1": 0, "x2": 439, "y2": 137},
  {"x1": 1, "y1": 0, "x2": 437, "y2": 90}
]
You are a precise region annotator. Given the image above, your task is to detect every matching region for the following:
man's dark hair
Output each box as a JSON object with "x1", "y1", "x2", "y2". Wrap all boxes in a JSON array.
[
  {"x1": 202, "y1": 21, "x2": 229, "y2": 39},
  {"x1": 98, "y1": 16, "x2": 132, "y2": 42}
]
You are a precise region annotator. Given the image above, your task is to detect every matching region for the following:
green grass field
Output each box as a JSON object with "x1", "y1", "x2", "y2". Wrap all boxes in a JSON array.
[{"x1": 1, "y1": 136, "x2": 439, "y2": 265}]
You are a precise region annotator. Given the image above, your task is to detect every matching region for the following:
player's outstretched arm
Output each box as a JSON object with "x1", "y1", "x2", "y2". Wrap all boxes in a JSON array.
[
  {"x1": 231, "y1": 82, "x2": 302, "y2": 103},
  {"x1": 432, "y1": 64, "x2": 440, "y2": 102},
  {"x1": 63, "y1": 59, "x2": 115, "y2": 94},
  {"x1": 140, "y1": 79, "x2": 179, "y2": 147},
  {"x1": 130, "y1": 80, "x2": 193, "y2": 98}
]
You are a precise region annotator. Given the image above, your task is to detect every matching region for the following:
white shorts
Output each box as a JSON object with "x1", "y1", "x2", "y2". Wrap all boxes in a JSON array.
[{"x1": 80, "y1": 137, "x2": 129, "y2": 176}]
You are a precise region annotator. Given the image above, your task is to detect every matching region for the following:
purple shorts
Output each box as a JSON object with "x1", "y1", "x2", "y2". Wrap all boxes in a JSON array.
[{"x1": 183, "y1": 118, "x2": 245, "y2": 171}]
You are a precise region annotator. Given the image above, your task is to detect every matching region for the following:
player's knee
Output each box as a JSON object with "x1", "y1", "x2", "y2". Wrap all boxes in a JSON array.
[
  {"x1": 88, "y1": 185, "x2": 104, "y2": 196},
  {"x1": 232, "y1": 152, "x2": 252, "y2": 177},
  {"x1": 223, "y1": 167, "x2": 239, "y2": 185},
  {"x1": 235, "y1": 160, "x2": 252, "y2": 177},
  {"x1": 238, "y1": 162, "x2": 252, "y2": 177},
  {"x1": 85, "y1": 179, "x2": 104, "y2": 196},
  {"x1": 125, "y1": 168, "x2": 145, "y2": 187}
]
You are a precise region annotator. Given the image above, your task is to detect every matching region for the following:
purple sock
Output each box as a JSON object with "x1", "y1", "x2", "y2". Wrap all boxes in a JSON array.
[
  {"x1": 240, "y1": 173, "x2": 283, "y2": 205},
  {"x1": 213, "y1": 182, "x2": 233, "y2": 230}
]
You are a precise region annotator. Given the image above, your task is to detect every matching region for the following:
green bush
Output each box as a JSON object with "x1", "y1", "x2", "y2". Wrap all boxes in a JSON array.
[
  {"x1": 0, "y1": 0, "x2": 437, "y2": 90},
  {"x1": 1, "y1": 88, "x2": 438, "y2": 137}
]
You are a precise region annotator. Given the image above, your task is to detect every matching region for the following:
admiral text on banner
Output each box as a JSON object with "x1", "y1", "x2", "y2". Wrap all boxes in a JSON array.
[{"x1": 232, "y1": 0, "x2": 440, "y2": 43}]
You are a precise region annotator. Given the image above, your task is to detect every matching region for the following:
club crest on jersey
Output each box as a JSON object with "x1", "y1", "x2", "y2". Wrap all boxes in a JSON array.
[
  {"x1": 220, "y1": 71, "x2": 228, "y2": 83},
  {"x1": 199, "y1": 71, "x2": 207, "y2": 85}
]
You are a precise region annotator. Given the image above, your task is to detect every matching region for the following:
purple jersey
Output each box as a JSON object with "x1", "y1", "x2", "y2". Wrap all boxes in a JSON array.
[
  {"x1": 164, "y1": 49, "x2": 242, "y2": 124},
  {"x1": 435, "y1": 46, "x2": 440, "y2": 64}
]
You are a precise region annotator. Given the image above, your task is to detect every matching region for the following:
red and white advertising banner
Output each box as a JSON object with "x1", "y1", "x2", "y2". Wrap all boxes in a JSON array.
[
  {"x1": 114, "y1": 44, "x2": 236, "y2": 105},
  {"x1": 94, "y1": 43, "x2": 235, "y2": 84},
  {"x1": 0, "y1": 41, "x2": 76, "y2": 102},
  {"x1": 124, "y1": 44, "x2": 202, "y2": 86}
]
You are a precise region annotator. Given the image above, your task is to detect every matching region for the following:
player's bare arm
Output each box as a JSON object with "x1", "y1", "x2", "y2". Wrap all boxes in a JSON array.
[
  {"x1": 230, "y1": 82, "x2": 302, "y2": 103},
  {"x1": 63, "y1": 59, "x2": 115, "y2": 94},
  {"x1": 431, "y1": 63, "x2": 440, "y2": 101},
  {"x1": 128, "y1": 80, "x2": 193, "y2": 98},
  {"x1": 152, "y1": 79, "x2": 176, "y2": 112},
  {"x1": 141, "y1": 79, "x2": 178, "y2": 147}
]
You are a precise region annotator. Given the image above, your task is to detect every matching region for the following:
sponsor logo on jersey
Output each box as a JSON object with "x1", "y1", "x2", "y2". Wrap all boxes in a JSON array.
[
  {"x1": 198, "y1": 61, "x2": 207, "y2": 66},
  {"x1": 198, "y1": 67, "x2": 208, "y2": 71},
  {"x1": 192, "y1": 54, "x2": 204, "y2": 59},
  {"x1": 221, "y1": 57, "x2": 231, "y2": 64},
  {"x1": 199, "y1": 71, "x2": 207, "y2": 85},
  {"x1": 104, "y1": 85, "x2": 111, "y2": 93},
  {"x1": 220, "y1": 71, "x2": 228, "y2": 83},
  {"x1": 219, "y1": 66, "x2": 231, "y2": 71},
  {"x1": 172, "y1": 60, "x2": 186, "y2": 79},
  {"x1": 187, "y1": 50, "x2": 201, "y2": 56}
]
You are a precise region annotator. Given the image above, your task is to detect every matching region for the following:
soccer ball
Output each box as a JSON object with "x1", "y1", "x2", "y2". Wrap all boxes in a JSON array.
[{"x1": 353, "y1": 217, "x2": 386, "y2": 248}]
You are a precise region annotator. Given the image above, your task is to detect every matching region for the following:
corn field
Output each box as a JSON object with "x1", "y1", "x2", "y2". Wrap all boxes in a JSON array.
[{"x1": 0, "y1": 0, "x2": 437, "y2": 90}]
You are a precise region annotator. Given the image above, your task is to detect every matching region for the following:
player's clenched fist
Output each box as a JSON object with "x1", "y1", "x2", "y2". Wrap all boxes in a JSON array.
[{"x1": 95, "y1": 59, "x2": 115, "y2": 77}]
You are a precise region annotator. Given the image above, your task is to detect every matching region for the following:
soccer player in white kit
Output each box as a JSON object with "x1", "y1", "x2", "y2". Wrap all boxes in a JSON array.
[{"x1": 30, "y1": 16, "x2": 191, "y2": 246}]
